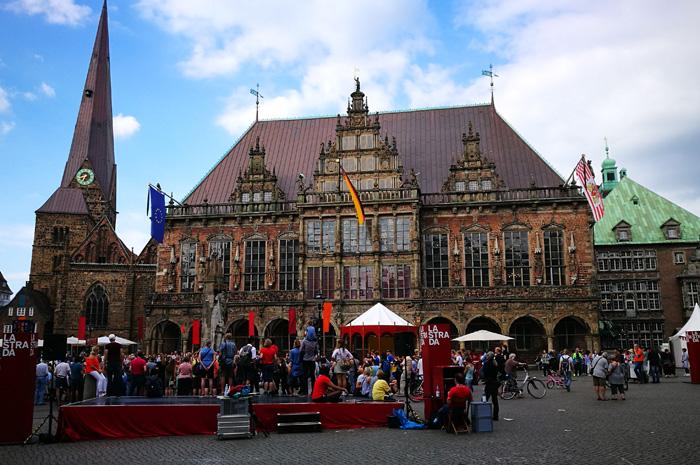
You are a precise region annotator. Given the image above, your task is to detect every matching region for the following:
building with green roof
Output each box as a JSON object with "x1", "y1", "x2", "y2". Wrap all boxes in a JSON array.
[{"x1": 594, "y1": 170, "x2": 700, "y2": 348}]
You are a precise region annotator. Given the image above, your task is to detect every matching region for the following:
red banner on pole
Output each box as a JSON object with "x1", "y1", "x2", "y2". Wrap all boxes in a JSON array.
[
  {"x1": 249, "y1": 312, "x2": 255, "y2": 337},
  {"x1": 323, "y1": 302, "x2": 332, "y2": 333},
  {"x1": 78, "y1": 316, "x2": 86, "y2": 340},
  {"x1": 193, "y1": 320, "x2": 200, "y2": 345},
  {"x1": 137, "y1": 316, "x2": 143, "y2": 340},
  {"x1": 181, "y1": 324, "x2": 186, "y2": 335},
  {"x1": 288, "y1": 309, "x2": 296, "y2": 335}
]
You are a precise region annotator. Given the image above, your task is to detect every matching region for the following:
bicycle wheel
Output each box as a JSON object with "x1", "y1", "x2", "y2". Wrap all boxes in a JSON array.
[
  {"x1": 527, "y1": 378, "x2": 547, "y2": 399},
  {"x1": 499, "y1": 381, "x2": 517, "y2": 400},
  {"x1": 408, "y1": 382, "x2": 423, "y2": 402},
  {"x1": 546, "y1": 379, "x2": 554, "y2": 389}
]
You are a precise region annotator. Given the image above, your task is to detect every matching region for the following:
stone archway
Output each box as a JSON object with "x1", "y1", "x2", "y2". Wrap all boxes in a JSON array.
[
  {"x1": 465, "y1": 316, "x2": 504, "y2": 354},
  {"x1": 554, "y1": 317, "x2": 589, "y2": 352},
  {"x1": 264, "y1": 319, "x2": 291, "y2": 353},
  {"x1": 152, "y1": 321, "x2": 182, "y2": 355},
  {"x1": 227, "y1": 319, "x2": 259, "y2": 350},
  {"x1": 508, "y1": 316, "x2": 546, "y2": 360}
]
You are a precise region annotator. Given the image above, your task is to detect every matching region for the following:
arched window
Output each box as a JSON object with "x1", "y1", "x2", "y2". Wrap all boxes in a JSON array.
[{"x1": 86, "y1": 284, "x2": 109, "y2": 328}]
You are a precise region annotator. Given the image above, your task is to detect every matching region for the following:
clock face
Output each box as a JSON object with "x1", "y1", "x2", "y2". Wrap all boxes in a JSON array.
[{"x1": 76, "y1": 168, "x2": 95, "y2": 186}]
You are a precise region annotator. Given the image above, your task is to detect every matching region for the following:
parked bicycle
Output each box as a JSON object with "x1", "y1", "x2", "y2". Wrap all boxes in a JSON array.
[
  {"x1": 499, "y1": 368, "x2": 547, "y2": 399},
  {"x1": 545, "y1": 371, "x2": 567, "y2": 389}
]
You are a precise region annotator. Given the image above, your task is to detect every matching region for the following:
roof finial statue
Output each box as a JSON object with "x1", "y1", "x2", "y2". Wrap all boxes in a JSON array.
[{"x1": 355, "y1": 75, "x2": 360, "y2": 92}]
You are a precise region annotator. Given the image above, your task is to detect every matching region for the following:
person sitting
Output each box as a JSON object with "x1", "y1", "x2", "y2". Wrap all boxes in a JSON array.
[
  {"x1": 356, "y1": 366, "x2": 372, "y2": 397},
  {"x1": 436, "y1": 372, "x2": 473, "y2": 428},
  {"x1": 372, "y1": 370, "x2": 398, "y2": 402},
  {"x1": 311, "y1": 365, "x2": 347, "y2": 403}
]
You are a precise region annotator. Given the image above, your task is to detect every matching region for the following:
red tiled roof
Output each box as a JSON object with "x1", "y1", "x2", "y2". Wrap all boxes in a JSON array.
[
  {"x1": 36, "y1": 188, "x2": 90, "y2": 215},
  {"x1": 184, "y1": 103, "x2": 563, "y2": 205},
  {"x1": 58, "y1": 1, "x2": 116, "y2": 208}
]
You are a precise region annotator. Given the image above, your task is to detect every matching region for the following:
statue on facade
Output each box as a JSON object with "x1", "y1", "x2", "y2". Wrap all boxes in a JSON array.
[{"x1": 211, "y1": 294, "x2": 225, "y2": 348}]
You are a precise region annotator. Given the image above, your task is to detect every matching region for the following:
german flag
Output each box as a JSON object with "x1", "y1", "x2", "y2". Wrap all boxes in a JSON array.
[{"x1": 342, "y1": 168, "x2": 365, "y2": 225}]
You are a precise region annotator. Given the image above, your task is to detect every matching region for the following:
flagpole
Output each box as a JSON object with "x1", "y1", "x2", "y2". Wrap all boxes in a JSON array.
[
  {"x1": 148, "y1": 182, "x2": 184, "y2": 206},
  {"x1": 564, "y1": 154, "x2": 586, "y2": 186}
]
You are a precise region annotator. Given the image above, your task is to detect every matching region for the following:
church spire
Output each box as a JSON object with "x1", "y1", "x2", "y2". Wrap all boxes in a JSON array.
[{"x1": 59, "y1": 0, "x2": 116, "y2": 219}]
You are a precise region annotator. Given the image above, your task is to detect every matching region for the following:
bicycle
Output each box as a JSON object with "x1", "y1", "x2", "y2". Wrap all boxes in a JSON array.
[
  {"x1": 499, "y1": 368, "x2": 547, "y2": 399},
  {"x1": 545, "y1": 371, "x2": 567, "y2": 389},
  {"x1": 407, "y1": 375, "x2": 424, "y2": 402}
]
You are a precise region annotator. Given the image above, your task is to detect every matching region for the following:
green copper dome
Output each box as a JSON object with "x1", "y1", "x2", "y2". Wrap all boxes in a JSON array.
[{"x1": 601, "y1": 156, "x2": 616, "y2": 169}]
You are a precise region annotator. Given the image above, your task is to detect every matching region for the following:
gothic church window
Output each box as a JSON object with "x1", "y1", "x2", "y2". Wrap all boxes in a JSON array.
[
  {"x1": 504, "y1": 231, "x2": 530, "y2": 286},
  {"x1": 424, "y1": 233, "x2": 449, "y2": 288},
  {"x1": 85, "y1": 284, "x2": 109, "y2": 328},
  {"x1": 464, "y1": 232, "x2": 489, "y2": 287},
  {"x1": 180, "y1": 242, "x2": 196, "y2": 292},
  {"x1": 278, "y1": 239, "x2": 299, "y2": 291},
  {"x1": 244, "y1": 240, "x2": 266, "y2": 291}
]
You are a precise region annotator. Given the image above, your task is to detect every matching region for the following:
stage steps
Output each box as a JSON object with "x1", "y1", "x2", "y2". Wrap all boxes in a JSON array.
[
  {"x1": 276, "y1": 412, "x2": 322, "y2": 433},
  {"x1": 217, "y1": 413, "x2": 252, "y2": 439}
]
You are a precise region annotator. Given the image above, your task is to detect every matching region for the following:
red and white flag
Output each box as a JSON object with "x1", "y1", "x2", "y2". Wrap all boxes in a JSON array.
[{"x1": 574, "y1": 157, "x2": 605, "y2": 221}]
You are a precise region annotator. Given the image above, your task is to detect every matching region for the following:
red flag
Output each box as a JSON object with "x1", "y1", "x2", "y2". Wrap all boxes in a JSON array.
[
  {"x1": 181, "y1": 324, "x2": 186, "y2": 335},
  {"x1": 323, "y1": 302, "x2": 332, "y2": 333},
  {"x1": 249, "y1": 312, "x2": 255, "y2": 336},
  {"x1": 288, "y1": 309, "x2": 297, "y2": 335},
  {"x1": 137, "y1": 316, "x2": 143, "y2": 340},
  {"x1": 78, "y1": 317, "x2": 86, "y2": 340},
  {"x1": 342, "y1": 168, "x2": 365, "y2": 225},
  {"x1": 574, "y1": 157, "x2": 605, "y2": 221},
  {"x1": 193, "y1": 320, "x2": 200, "y2": 345}
]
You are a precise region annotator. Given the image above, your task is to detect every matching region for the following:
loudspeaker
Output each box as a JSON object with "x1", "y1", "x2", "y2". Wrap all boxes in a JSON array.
[
  {"x1": 393, "y1": 332, "x2": 415, "y2": 357},
  {"x1": 43, "y1": 334, "x2": 68, "y2": 361}
]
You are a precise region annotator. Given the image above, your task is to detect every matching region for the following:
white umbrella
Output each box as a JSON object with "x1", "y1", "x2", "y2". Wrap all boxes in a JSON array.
[{"x1": 452, "y1": 329, "x2": 514, "y2": 342}]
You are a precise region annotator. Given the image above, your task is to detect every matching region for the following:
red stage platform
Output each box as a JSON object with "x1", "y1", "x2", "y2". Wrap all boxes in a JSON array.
[{"x1": 57, "y1": 396, "x2": 402, "y2": 441}]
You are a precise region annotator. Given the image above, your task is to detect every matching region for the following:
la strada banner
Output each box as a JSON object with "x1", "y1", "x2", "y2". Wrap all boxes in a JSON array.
[{"x1": 0, "y1": 333, "x2": 39, "y2": 443}]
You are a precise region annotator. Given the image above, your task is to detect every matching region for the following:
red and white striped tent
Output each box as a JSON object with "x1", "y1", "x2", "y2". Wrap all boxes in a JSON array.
[{"x1": 341, "y1": 303, "x2": 417, "y2": 355}]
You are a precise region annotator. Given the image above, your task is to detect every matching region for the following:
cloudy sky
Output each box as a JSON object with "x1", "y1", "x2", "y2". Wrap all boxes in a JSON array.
[{"x1": 1, "y1": 0, "x2": 699, "y2": 297}]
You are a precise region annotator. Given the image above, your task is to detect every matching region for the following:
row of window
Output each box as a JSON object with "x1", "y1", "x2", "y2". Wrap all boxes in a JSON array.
[
  {"x1": 306, "y1": 265, "x2": 410, "y2": 300},
  {"x1": 240, "y1": 191, "x2": 273, "y2": 203},
  {"x1": 600, "y1": 280, "x2": 661, "y2": 314},
  {"x1": 454, "y1": 179, "x2": 493, "y2": 192},
  {"x1": 616, "y1": 322, "x2": 665, "y2": 349},
  {"x1": 322, "y1": 178, "x2": 395, "y2": 192},
  {"x1": 179, "y1": 228, "x2": 568, "y2": 292},
  {"x1": 6, "y1": 307, "x2": 35, "y2": 317},
  {"x1": 597, "y1": 250, "x2": 658, "y2": 272}
]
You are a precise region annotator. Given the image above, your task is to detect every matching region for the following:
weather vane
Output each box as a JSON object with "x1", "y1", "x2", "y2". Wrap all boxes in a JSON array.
[
  {"x1": 250, "y1": 83, "x2": 264, "y2": 123},
  {"x1": 482, "y1": 63, "x2": 498, "y2": 96}
]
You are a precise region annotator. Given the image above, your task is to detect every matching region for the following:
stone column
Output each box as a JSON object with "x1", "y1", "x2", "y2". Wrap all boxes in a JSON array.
[{"x1": 547, "y1": 336, "x2": 554, "y2": 352}]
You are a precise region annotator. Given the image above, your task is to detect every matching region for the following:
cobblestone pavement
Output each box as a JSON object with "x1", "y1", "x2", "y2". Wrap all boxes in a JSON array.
[{"x1": 2, "y1": 372, "x2": 698, "y2": 465}]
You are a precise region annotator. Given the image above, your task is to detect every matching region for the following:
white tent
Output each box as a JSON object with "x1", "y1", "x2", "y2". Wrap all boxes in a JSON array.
[
  {"x1": 345, "y1": 303, "x2": 413, "y2": 327},
  {"x1": 670, "y1": 303, "x2": 700, "y2": 366},
  {"x1": 66, "y1": 335, "x2": 137, "y2": 346}
]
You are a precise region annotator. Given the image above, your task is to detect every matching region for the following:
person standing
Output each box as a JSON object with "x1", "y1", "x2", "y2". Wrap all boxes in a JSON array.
[
  {"x1": 218, "y1": 333, "x2": 237, "y2": 391},
  {"x1": 128, "y1": 351, "x2": 147, "y2": 396},
  {"x1": 259, "y1": 338, "x2": 278, "y2": 397},
  {"x1": 35, "y1": 358, "x2": 49, "y2": 405},
  {"x1": 331, "y1": 339, "x2": 353, "y2": 393},
  {"x1": 300, "y1": 325, "x2": 319, "y2": 396},
  {"x1": 103, "y1": 334, "x2": 124, "y2": 396},
  {"x1": 236, "y1": 337, "x2": 257, "y2": 387},
  {"x1": 69, "y1": 355, "x2": 84, "y2": 403},
  {"x1": 559, "y1": 349, "x2": 574, "y2": 392},
  {"x1": 177, "y1": 355, "x2": 193, "y2": 395},
  {"x1": 608, "y1": 354, "x2": 626, "y2": 400},
  {"x1": 632, "y1": 344, "x2": 645, "y2": 383},
  {"x1": 482, "y1": 351, "x2": 503, "y2": 421},
  {"x1": 681, "y1": 348, "x2": 690, "y2": 376},
  {"x1": 54, "y1": 358, "x2": 71, "y2": 403},
  {"x1": 591, "y1": 352, "x2": 610, "y2": 401},
  {"x1": 288, "y1": 339, "x2": 303, "y2": 396},
  {"x1": 199, "y1": 340, "x2": 216, "y2": 396},
  {"x1": 648, "y1": 347, "x2": 661, "y2": 383}
]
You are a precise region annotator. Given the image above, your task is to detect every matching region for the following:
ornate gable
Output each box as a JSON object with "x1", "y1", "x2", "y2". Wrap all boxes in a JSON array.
[
  {"x1": 72, "y1": 217, "x2": 134, "y2": 264},
  {"x1": 229, "y1": 136, "x2": 286, "y2": 204},
  {"x1": 313, "y1": 78, "x2": 405, "y2": 196},
  {"x1": 441, "y1": 122, "x2": 504, "y2": 195}
]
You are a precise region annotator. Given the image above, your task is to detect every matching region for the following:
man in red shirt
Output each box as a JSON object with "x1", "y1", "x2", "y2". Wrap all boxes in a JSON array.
[
  {"x1": 311, "y1": 365, "x2": 347, "y2": 403},
  {"x1": 435, "y1": 373, "x2": 473, "y2": 428},
  {"x1": 128, "y1": 351, "x2": 147, "y2": 396}
]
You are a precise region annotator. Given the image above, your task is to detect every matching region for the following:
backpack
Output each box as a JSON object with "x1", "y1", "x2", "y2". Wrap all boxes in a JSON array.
[
  {"x1": 560, "y1": 355, "x2": 571, "y2": 372},
  {"x1": 238, "y1": 345, "x2": 253, "y2": 367},
  {"x1": 146, "y1": 377, "x2": 162, "y2": 398}
]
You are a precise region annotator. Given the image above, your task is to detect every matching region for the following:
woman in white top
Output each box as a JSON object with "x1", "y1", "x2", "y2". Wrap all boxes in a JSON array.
[{"x1": 331, "y1": 339, "x2": 353, "y2": 392}]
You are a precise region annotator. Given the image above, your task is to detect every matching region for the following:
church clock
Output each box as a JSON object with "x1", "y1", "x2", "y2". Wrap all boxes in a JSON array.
[{"x1": 76, "y1": 168, "x2": 95, "y2": 186}]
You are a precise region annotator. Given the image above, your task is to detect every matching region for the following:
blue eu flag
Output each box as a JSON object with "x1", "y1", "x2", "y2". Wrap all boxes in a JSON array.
[{"x1": 150, "y1": 185, "x2": 166, "y2": 243}]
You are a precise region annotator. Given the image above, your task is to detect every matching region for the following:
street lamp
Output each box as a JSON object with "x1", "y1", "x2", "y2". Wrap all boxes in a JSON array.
[{"x1": 314, "y1": 293, "x2": 326, "y2": 356}]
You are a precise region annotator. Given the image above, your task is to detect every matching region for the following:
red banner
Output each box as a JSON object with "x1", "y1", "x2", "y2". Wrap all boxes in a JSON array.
[
  {"x1": 193, "y1": 320, "x2": 200, "y2": 345},
  {"x1": 86, "y1": 337, "x2": 98, "y2": 347},
  {"x1": 288, "y1": 309, "x2": 296, "y2": 335},
  {"x1": 249, "y1": 312, "x2": 255, "y2": 336},
  {"x1": 78, "y1": 316, "x2": 86, "y2": 340},
  {"x1": 137, "y1": 316, "x2": 143, "y2": 340},
  {"x1": 323, "y1": 302, "x2": 332, "y2": 333},
  {"x1": 181, "y1": 324, "x2": 186, "y2": 335},
  {"x1": 0, "y1": 333, "x2": 38, "y2": 443}
]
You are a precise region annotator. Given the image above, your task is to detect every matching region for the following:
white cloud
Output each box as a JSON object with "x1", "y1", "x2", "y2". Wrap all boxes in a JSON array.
[
  {"x1": 23, "y1": 91, "x2": 37, "y2": 100},
  {"x1": 0, "y1": 87, "x2": 9, "y2": 112},
  {"x1": 40, "y1": 82, "x2": 55, "y2": 98},
  {"x1": 5, "y1": 0, "x2": 92, "y2": 26},
  {"x1": 0, "y1": 224, "x2": 34, "y2": 249},
  {"x1": 1, "y1": 121, "x2": 16, "y2": 134},
  {"x1": 34, "y1": 54, "x2": 44, "y2": 61},
  {"x1": 113, "y1": 113, "x2": 140, "y2": 139}
]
